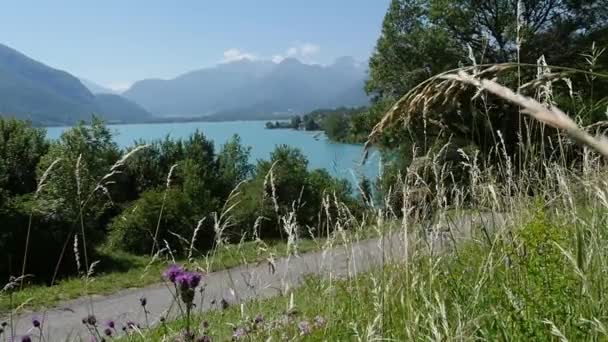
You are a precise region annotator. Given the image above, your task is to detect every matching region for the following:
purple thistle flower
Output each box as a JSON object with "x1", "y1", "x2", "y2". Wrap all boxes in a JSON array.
[
  {"x1": 254, "y1": 314, "x2": 264, "y2": 325},
  {"x1": 105, "y1": 320, "x2": 115, "y2": 329},
  {"x1": 31, "y1": 316, "x2": 41, "y2": 328},
  {"x1": 232, "y1": 327, "x2": 247, "y2": 340},
  {"x1": 163, "y1": 264, "x2": 184, "y2": 283},
  {"x1": 175, "y1": 271, "x2": 202, "y2": 290},
  {"x1": 104, "y1": 328, "x2": 113, "y2": 337},
  {"x1": 298, "y1": 320, "x2": 312, "y2": 335},
  {"x1": 139, "y1": 296, "x2": 147, "y2": 307},
  {"x1": 0, "y1": 322, "x2": 6, "y2": 327},
  {"x1": 21, "y1": 335, "x2": 32, "y2": 342}
]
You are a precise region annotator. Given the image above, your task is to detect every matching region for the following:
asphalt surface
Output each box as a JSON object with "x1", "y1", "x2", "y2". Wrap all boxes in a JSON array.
[{"x1": 6, "y1": 212, "x2": 505, "y2": 341}]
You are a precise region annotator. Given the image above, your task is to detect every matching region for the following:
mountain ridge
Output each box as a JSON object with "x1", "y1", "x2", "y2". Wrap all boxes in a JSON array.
[
  {"x1": 123, "y1": 57, "x2": 369, "y2": 119},
  {"x1": 0, "y1": 44, "x2": 153, "y2": 125}
]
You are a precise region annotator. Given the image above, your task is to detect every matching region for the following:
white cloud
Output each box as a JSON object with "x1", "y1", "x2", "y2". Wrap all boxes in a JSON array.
[
  {"x1": 299, "y1": 43, "x2": 320, "y2": 57},
  {"x1": 273, "y1": 42, "x2": 321, "y2": 64},
  {"x1": 107, "y1": 81, "x2": 132, "y2": 93},
  {"x1": 272, "y1": 55, "x2": 285, "y2": 63},
  {"x1": 286, "y1": 47, "x2": 298, "y2": 57},
  {"x1": 222, "y1": 48, "x2": 257, "y2": 63}
]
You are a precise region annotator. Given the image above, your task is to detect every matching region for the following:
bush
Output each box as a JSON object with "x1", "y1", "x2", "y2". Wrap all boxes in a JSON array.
[
  {"x1": 230, "y1": 145, "x2": 359, "y2": 239},
  {"x1": 108, "y1": 189, "x2": 214, "y2": 255}
]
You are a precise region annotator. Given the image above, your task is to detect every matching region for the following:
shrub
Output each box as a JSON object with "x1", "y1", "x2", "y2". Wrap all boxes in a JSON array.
[
  {"x1": 108, "y1": 189, "x2": 213, "y2": 255},
  {"x1": 230, "y1": 145, "x2": 359, "y2": 239}
]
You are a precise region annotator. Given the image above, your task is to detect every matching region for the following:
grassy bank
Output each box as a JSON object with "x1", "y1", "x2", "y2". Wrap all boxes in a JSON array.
[
  {"x1": 0, "y1": 221, "x2": 390, "y2": 313},
  {"x1": 0, "y1": 239, "x2": 322, "y2": 313},
  {"x1": 121, "y1": 203, "x2": 608, "y2": 340}
]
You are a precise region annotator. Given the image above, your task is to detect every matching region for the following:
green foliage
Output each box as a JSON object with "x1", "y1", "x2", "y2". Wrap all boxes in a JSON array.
[
  {"x1": 0, "y1": 118, "x2": 49, "y2": 195},
  {"x1": 217, "y1": 134, "x2": 253, "y2": 193},
  {"x1": 108, "y1": 189, "x2": 204, "y2": 255},
  {"x1": 110, "y1": 132, "x2": 253, "y2": 256},
  {"x1": 231, "y1": 145, "x2": 356, "y2": 239},
  {"x1": 364, "y1": 0, "x2": 608, "y2": 202},
  {"x1": 321, "y1": 112, "x2": 350, "y2": 141},
  {"x1": 0, "y1": 116, "x2": 360, "y2": 282}
]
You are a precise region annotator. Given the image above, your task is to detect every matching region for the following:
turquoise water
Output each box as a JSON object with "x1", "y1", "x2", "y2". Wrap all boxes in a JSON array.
[{"x1": 45, "y1": 121, "x2": 380, "y2": 185}]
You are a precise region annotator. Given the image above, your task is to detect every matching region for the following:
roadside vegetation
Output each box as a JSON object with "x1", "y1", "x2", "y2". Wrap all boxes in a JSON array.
[{"x1": 2, "y1": 0, "x2": 608, "y2": 341}]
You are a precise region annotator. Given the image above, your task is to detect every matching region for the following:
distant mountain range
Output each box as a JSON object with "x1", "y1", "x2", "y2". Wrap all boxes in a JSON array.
[
  {"x1": 0, "y1": 44, "x2": 152, "y2": 125},
  {"x1": 0, "y1": 43, "x2": 369, "y2": 125},
  {"x1": 123, "y1": 56, "x2": 369, "y2": 118}
]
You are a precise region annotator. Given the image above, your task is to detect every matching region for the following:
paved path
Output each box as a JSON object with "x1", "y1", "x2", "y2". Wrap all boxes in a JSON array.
[{"x1": 6, "y1": 212, "x2": 506, "y2": 341}]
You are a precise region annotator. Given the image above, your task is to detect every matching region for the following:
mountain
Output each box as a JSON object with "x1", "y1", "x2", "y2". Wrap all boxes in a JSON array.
[
  {"x1": 80, "y1": 78, "x2": 118, "y2": 95},
  {"x1": 123, "y1": 57, "x2": 368, "y2": 119},
  {"x1": 0, "y1": 44, "x2": 153, "y2": 125},
  {"x1": 93, "y1": 94, "x2": 152, "y2": 122}
]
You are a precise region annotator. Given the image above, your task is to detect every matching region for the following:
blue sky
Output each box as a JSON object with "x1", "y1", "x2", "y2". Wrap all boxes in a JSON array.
[{"x1": 0, "y1": 0, "x2": 390, "y2": 91}]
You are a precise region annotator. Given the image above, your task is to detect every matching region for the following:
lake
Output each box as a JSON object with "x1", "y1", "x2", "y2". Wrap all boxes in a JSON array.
[{"x1": 45, "y1": 121, "x2": 380, "y2": 186}]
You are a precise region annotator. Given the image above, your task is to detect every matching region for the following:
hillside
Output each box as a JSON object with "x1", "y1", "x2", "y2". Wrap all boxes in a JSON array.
[
  {"x1": 0, "y1": 44, "x2": 153, "y2": 125},
  {"x1": 123, "y1": 57, "x2": 369, "y2": 118},
  {"x1": 80, "y1": 78, "x2": 118, "y2": 95}
]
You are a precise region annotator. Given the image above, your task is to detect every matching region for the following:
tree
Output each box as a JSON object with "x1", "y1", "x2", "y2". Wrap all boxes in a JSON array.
[
  {"x1": 6, "y1": 117, "x2": 122, "y2": 279},
  {"x1": 366, "y1": 0, "x2": 461, "y2": 98},
  {"x1": 431, "y1": 0, "x2": 608, "y2": 64},
  {"x1": 217, "y1": 135, "x2": 253, "y2": 192},
  {"x1": 231, "y1": 145, "x2": 359, "y2": 239},
  {"x1": 321, "y1": 113, "x2": 350, "y2": 141},
  {"x1": 367, "y1": 0, "x2": 608, "y2": 169},
  {"x1": 368, "y1": 0, "x2": 608, "y2": 99},
  {"x1": 303, "y1": 115, "x2": 320, "y2": 131},
  {"x1": 108, "y1": 189, "x2": 200, "y2": 255},
  {"x1": 0, "y1": 118, "x2": 49, "y2": 196},
  {"x1": 290, "y1": 115, "x2": 302, "y2": 129}
]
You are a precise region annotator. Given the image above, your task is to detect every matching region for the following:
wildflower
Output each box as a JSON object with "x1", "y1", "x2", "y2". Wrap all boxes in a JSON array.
[
  {"x1": 163, "y1": 264, "x2": 184, "y2": 283},
  {"x1": 254, "y1": 314, "x2": 264, "y2": 326},
  {"x1": 232, "y1": 327, "x2": 247, "y2": 340},
  {"x1": 160, "y1": 316, "x2": 166, "y2": 323},
  {"x1": 31, "y1": 316, "x2": 41, "y2": 328},
  {"x1": 1, "y1": 321, "x2": 6, "y2": 327},
  {"x1": 220, "y1": 298, "x2": 229, "y2": 310},
  {"x1": 126, "y1": 320, "x2": 137, "y2": 329},
  {"x1": 298, "y1": 320, "x2": 312, "y2": 335},
  {"x1": 314, "y1": 315, "x2": 327, "y2": 327},
  {"x1": 197, "y1": 335, "x2": 212, "y2": 342},
  {"x1": 104, "y1": 328, "x2": 113, "y2": 337},
  {"x1": 175, "y1": 271, "x2": 202, "y2": 290},
  {"x1": 139, "y1": 296, "x2": 147, "y2": 307},
  {"x1": 105, "y1": 320, "x2": 115, "y2": 329},
  {"x1": 21, "y1": 335, "x2": 32, "y2": 342},
  {"x1": 201, "y1": 320, "x2": 209, "y2": 329}
]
